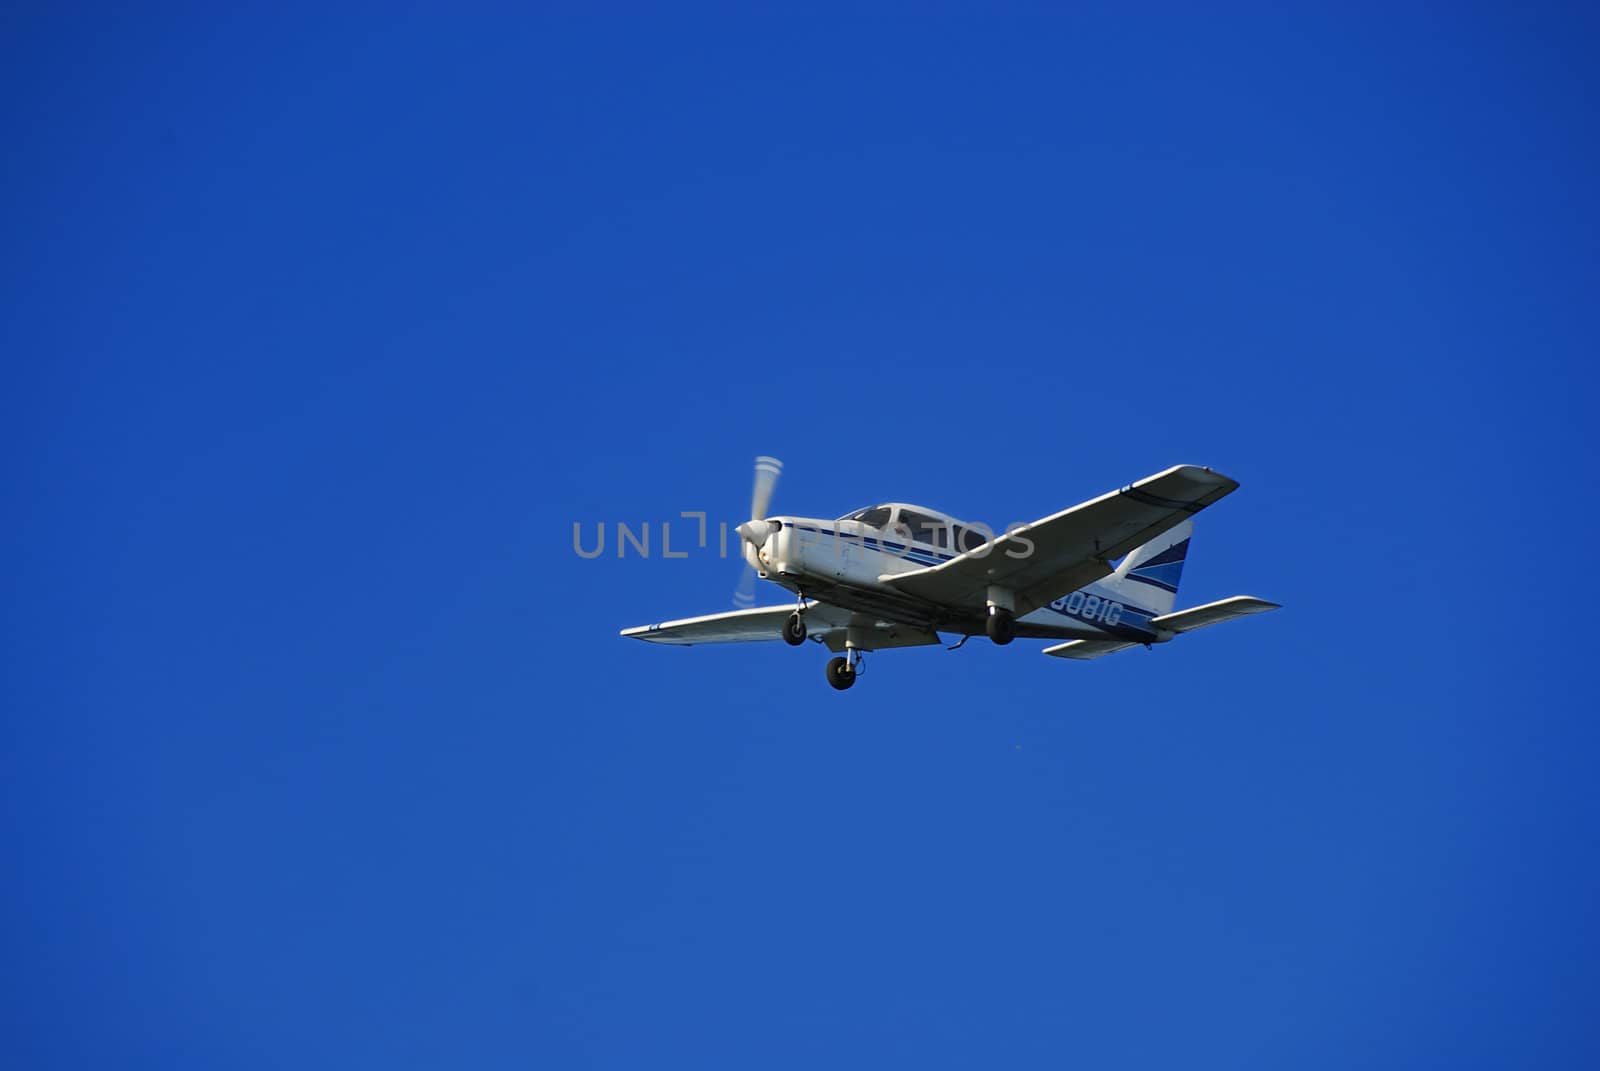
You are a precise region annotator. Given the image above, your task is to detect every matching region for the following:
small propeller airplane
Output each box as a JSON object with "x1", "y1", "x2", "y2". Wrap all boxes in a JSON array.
[{"x1": 622, "y1": 458, "x2": 1279, "y2": 690}]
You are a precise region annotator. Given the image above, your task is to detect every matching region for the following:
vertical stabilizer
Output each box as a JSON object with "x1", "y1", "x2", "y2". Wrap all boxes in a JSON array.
[{"x1": 1096, "y1": 519, "x2": 1193, "y2": 615}]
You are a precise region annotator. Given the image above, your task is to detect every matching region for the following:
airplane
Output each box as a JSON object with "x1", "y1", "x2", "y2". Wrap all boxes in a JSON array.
[{"x1": 621, "y1": 458, "x2": 1279, "y2": 690}]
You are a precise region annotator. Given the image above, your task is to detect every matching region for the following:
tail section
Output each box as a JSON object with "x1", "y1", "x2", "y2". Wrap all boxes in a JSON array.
[
  {"x1": 1043, "y1": 520, "x2": 1282, "y2": 663},
  {"x1": 1043, "y1": 595, "x2": 1279, "y2": 660},
  {"x1": 1094, "y1": 519, "x2": 1193, "y2": 615}
]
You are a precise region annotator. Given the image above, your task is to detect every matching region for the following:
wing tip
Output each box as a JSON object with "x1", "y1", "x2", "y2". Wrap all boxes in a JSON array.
[{"x1": 1170, "y1": 463, "x2": 1240, "y2": 490}]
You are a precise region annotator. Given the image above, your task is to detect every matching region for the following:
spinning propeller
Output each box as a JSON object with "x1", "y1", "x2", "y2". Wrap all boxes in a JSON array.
[{"x1": 732, "y1": 455, "x2": 783, "y2": 608}]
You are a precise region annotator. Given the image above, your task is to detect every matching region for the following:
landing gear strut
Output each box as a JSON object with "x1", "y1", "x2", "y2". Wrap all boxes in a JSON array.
[
  {"x1": 986, "y1": 606, "x2": 1016, "y2": 645},
  {"x1": 825, "y1": 647, "x2": 862, "y2": 691}
]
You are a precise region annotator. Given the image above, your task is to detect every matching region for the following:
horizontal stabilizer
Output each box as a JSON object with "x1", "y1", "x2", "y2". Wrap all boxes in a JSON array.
[
  {"x1": 1042, "y1": 639, "x2": 1141, "y2": 660},
  {"x1": 1149, "y1": 596, "x2": 1280, "y2": 635}
]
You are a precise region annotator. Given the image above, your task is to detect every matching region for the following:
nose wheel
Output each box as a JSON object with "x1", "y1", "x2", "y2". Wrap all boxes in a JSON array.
[
  {"x1": 783, "y1": 611, "x2": 807, "y2": 646},
  {"x1": 825, "y1": 655, "x2": 857, "y2": 690},
  {"x1": 825, "y1": 644, "x2": 864, "y2": 691}
]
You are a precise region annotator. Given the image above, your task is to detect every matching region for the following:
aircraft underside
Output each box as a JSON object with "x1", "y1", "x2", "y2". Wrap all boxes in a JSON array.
[{"x1": 768, "y1": 571, "x2": 1124, "y2": 644}]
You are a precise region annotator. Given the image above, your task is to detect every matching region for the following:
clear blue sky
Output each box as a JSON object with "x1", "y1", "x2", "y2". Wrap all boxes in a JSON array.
[{"x1": 5, "y1": 7, "x2": 1597, "y2": 1068}]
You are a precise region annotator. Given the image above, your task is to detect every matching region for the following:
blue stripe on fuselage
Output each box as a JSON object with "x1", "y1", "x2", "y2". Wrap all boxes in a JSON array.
[{"x1": 1041, "y1": 592, "x2": 1160, "y2": 641}]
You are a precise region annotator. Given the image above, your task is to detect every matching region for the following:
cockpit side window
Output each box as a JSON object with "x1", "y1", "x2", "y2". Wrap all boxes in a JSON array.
[
  {"x1": 951, "y1": 525, "x2": 989, "y2": 554},
  {"x1": 898, "y1": 508, "x2": 950, "y2": 549}
]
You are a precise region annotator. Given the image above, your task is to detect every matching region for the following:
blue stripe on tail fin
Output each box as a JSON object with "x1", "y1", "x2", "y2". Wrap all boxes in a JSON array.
[
  {"x1": 1125, "y1": 536, "x2": 1189, "y2": 594},
  {"x1": 1092, "y1": 520, "x2": 1194, "y2": 616}
]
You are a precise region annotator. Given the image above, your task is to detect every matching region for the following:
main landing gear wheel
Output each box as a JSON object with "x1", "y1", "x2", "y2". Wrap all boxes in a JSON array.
[
  {"x1": 986, "y1": 607, "x2": 1016, "y2": 645},
  {"x1": 825, "y1": 656, "x2": 857, "y2": 690},
  {"x1": 783, "y1": 612, "x2": 807, "y2": 646}
]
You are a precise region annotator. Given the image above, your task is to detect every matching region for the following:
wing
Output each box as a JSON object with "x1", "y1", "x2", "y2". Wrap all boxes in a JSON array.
[
  {"x1": 883, "y1": 464, "x2": 1240, "y2": 615},
  {"x1": 620, "y1": 602, "x2": 854, "y2": 645},
  {"x1": 621, "y1": 601, "x2": 942, "y2": 651}
]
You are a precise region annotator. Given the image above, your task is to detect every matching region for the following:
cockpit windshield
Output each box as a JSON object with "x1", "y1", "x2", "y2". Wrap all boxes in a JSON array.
[
  {"x1": 841, "y1": 504, "x2": 893, "y2": 528},
  {"x1": 842, "y1": 502, "x2": 987, "y2": 552}
]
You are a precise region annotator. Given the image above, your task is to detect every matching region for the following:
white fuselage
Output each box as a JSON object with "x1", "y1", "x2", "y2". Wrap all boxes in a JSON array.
[{"x1": 747, "y1": 507, "x2": 1164, "y2": 643}]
